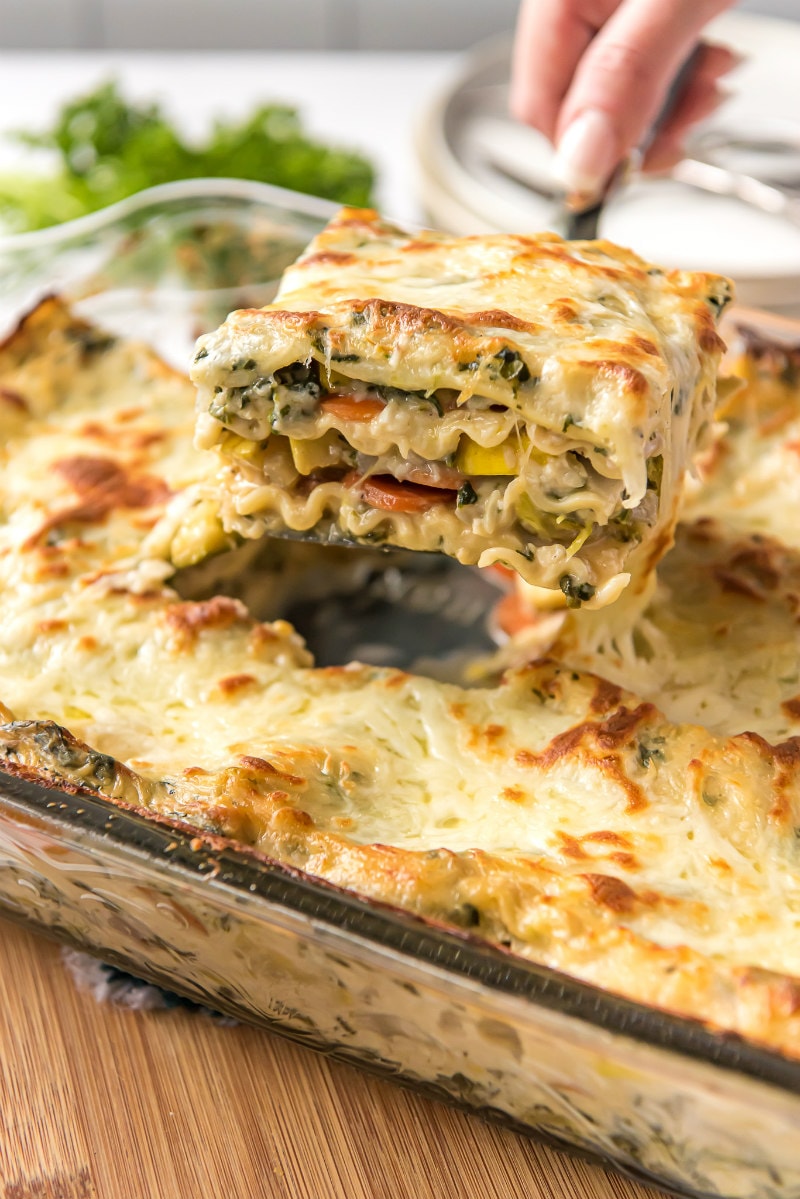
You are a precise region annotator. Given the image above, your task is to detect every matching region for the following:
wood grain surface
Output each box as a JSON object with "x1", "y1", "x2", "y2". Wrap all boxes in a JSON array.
[{"x1": 0, "y1": 917, "x2": 666, "y2": 1199}]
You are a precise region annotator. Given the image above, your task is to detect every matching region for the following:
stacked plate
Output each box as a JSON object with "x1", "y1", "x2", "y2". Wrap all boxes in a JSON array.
[{"x1": 416, "y1": 12, "x2": 800, "y2": 314}]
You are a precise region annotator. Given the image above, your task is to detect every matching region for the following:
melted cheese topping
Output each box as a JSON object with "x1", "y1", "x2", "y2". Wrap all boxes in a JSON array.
[
  {"x1": 501, "y1": 325, "x2": 800, "y2": 746},
  {"x1": 190, "y1": 208, "x2": 731, "y2": 604},
  {"x1": 3, "y1": 298, "x2": 800, "y2": 1060}
]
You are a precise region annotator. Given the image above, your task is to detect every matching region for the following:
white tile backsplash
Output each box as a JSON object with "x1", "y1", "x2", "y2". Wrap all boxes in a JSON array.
[{"x1": 0, "y1": 0, "x2": 795, "y2": 51}]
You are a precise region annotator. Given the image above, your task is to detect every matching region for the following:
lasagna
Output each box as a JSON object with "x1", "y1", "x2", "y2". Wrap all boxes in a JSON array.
[
  {"x1": 190, "y1": 208, "x2": 731, "y2": 608},
  {"x1": 3, "y1": 297, "x2": 800, "y2": 1060}
]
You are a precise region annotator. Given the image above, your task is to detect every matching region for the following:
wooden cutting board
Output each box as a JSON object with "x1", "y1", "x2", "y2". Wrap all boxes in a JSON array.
[{"x1": 0, "y1": 916, "x2": 665, "y2": 1199}]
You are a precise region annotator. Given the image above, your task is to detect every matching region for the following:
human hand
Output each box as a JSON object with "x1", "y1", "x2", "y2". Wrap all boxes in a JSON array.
[{"x1": 510, "y1": 0, "x2": 740, "y2": 198}]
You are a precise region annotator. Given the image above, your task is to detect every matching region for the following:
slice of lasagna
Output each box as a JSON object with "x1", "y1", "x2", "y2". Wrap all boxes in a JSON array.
[{"x1": 191, "y1": 209, "x2": 731, "y2": 608}]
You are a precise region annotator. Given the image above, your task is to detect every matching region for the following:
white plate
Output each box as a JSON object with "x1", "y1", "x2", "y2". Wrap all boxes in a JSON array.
[{"x1": 416, "y1": 12, "x2": 800, "y2": 314}]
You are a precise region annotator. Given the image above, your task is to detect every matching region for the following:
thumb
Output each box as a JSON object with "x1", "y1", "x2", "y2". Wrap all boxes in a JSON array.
[{"x1": 553, "y1": 0, "x2": 733, "y2": 196}]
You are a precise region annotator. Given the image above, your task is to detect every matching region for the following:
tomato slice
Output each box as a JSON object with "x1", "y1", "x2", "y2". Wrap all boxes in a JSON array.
[
  {"x1": 320, "y1": 395, "x2": 385, "y2": 422},
  {"x1": 345, "y1": 473, "x2": 456, "y2": 513}
]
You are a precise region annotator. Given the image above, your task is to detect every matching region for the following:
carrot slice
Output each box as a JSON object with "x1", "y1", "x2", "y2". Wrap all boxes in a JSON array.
[
  {"x1": 485, "y1": 562, "x2": 517, "y2": 585},
  {"x1": 321, "y1": 395, "x2": 385, "y2": 422},
  {"x1": 346, "y1": 473, "x2": 456, "y2": 513},
  {"x1": 401, "y1": 462, "x2": 465, "y2": 489},
  {"x1": 494, "y1": 592, "x2": 538, "y2": 637}
]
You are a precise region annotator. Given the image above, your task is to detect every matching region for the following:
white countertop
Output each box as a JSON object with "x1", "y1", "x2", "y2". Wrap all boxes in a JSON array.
[
  {"x1": 0, "y1": 52, "x2": 458, "y2": 225},
  {"x1": 1, "y1": 45, "x2": 798, "y2": 315}
]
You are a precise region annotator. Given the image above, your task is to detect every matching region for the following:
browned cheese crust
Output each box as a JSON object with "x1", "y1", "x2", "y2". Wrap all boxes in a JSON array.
[{"x1": 2, "y1": 297, "x2": 800, "y2": 1062}]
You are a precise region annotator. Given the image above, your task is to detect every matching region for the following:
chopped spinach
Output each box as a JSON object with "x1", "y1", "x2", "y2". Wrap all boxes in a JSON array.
[
  {"x1": 637, "y1": 739, "x2": 666, "y2": 769},
  {"x1": 494, "y1": 347, "x2": 531, "y2": 383},
  {"x1": 559, "y1": 575, "x2": 596, "y2": 608}
]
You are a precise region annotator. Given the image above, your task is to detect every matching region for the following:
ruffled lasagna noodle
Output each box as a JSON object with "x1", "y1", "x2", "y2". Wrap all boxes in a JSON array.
[{"x1": 191, "y1": 208, "x2": 731, "y2": 607}]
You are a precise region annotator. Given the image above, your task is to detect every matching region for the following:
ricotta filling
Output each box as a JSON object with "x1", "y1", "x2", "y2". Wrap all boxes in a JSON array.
[{"x1": 199, "y1": 360, "x2": 663, "y2": 605}]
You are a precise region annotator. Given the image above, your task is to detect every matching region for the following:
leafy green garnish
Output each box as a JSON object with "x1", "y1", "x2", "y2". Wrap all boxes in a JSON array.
[{"x1": 0, "y1": 80, "x2": 375, "y2": 232}]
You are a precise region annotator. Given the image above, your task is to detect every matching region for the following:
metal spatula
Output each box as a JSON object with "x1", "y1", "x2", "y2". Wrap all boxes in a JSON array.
[{"x1": 561, "y1": 46, "x2": 703, "y2": 240}]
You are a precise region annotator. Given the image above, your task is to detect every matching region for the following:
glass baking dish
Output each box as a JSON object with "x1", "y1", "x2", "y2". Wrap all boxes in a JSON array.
[{"x1": 1, "y1": 180, "x2": 799, "y2": 1199}]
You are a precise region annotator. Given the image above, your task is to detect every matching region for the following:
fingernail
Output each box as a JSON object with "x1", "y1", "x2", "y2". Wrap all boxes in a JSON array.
[{"x1": 554, "y1": 108, "x2": 619, "y2": 197}]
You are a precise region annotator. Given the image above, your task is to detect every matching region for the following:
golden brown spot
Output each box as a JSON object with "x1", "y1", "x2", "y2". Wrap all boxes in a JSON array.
[
  {"x1": 449, "y1": 702, "x2": 467, "y2": 721},
  {"x1": 274, "y1": 804, "x2": 314, "y2": 829},
  {"x1": 383, "y1": 672, "x2": 410, "y2": 689},
  {"x1": 608, "y1": 852, "x2": 639, "y2": 870},
  {"x1": 164, "y1": 596, "x2": 249, "y2": 643},
  {"x1": 698, "y1": 322, "x2": 726, "y2": 356},
  {"x1": 115, "y1": 406, "x2": 145, "y2": 422},
  {"x1": 34, "y1": 561, "x2": 70, "y2": 579},
  {"x1": 515, "y1": 705, "x2": 653, "y2": 813},
  {"x1": 549, "y1": 299, "x2": 579, "y2": 323},
  {"x1": 400, "y1": 240, "x2": 438, "y2": 254},
  {"x1": 543, "y1": 705, "x2": 656, "y2": 763},
  {"x1": 0, "y1": 386, "x2": 28, "y2": 412},
  {"x1": 25, "y1": 455, "x2": 171, "y2": 548},
  {"x1": 78, "y1": 421, "x2": 167, "y2": 452},
  {"x1": 598, "y1": 756, "x2": 649, "y2": 813},
  {"x1": 468, "y1": 723, "x2": 506, "y2": 751},
  {"x1": 589, "y1": 678, "x2": 624, "y2": 716},
  {"x1": 462, "y1": 308, "x2": 540, "y2": 334},
  {"x1": 557, "y1": 833, "x2": 589, "y2": 860},
  {"x1": 300, "y1": 250, "x2": 357, "y2": 267},
  {"x1": 36, "y1": 619, "x2": 67, "y2": 633},
  {"x1": 730, "y1": 732, "x2": 800, "y2": 824},
  {"x1": 782, "y1": 697, "x2": 800, "y2": 721},
  {"x1": 577, "y1": 359, "x2": 648, "y2": 397},
  {"x1": 713, "y1": 569, "x2": 765, "y2": 602},
  {"x1": 583, "y1": 829, "x2": 631, "y2": 847},
  {"x1": 630, "y1": 335, "x2": 658, "y2": 356},
  {"x1": 582, "y1": 872, "x2": 639, "y2": 914},
  {"x1": 728, "y1": 545, "x2": 782, "y2": 591},
  {"x1": 55, "y1": 455, "x2": 168, "y2": 507},
  {"x1": 501, "y1": 785, "x2": 525, "y2": 803},
  {"x1": 248, "y1": 624, "x2": 279, "y2": 652},
  {"x1": 328, "y1": 208, "x2": 381, "y2": 229},
  {"x1": 757, "y1": 407, "x2": 797, "y2": 434},
  {"x1": 78, "y1": 420, "x2": 115, "y2": 441},
  {"x1": 773, "y1": 736, "x2": 800, "y2": 776},
  {"x1": 78, "y1": 636, "x2": 97, "y2": 651},
  {"x1": 218, "y1": 673, "x2": 257, "y2": 695},
  {"x1": 733, "y1": 966, "x2": 800, "y2": 1017},
  {"x1": 710, "y1": 857, "x2": 732, "y2": 873},
  {"x1": 238, "y1": 756, "x2": 306, "y2": 787},
  {"x1": 773, "y1": 978, "x2": 800, "y2": 1018}
]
